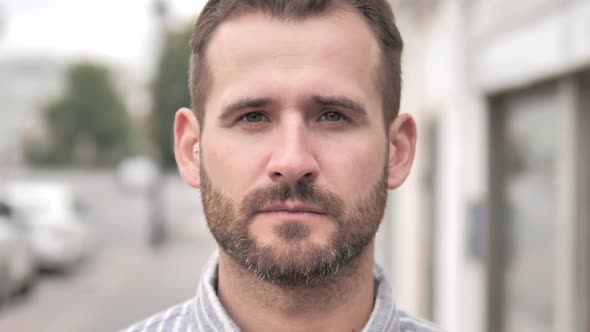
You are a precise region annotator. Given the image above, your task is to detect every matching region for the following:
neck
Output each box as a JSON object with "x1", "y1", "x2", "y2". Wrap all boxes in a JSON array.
[{"x1": 217, "y1": 242, "x2": 376, "y2": 332}]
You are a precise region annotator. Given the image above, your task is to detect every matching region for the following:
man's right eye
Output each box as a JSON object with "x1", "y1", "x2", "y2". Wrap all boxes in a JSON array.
[{"x1": 238, "y1": 112, "x2": 268, "y2": 123}]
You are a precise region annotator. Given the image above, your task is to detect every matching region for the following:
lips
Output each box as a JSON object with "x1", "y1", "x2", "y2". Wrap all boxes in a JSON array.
[{"x1": 258, "y1": 201, "x2": 326, "y2": 215}]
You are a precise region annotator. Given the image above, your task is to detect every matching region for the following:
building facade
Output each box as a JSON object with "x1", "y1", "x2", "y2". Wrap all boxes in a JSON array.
[
  {"x1": 0, "y1": 57, "x2": 66, "y2": 169},
  {"x1": 375, "y1": 1, "x2": 590, "y2": 332}
]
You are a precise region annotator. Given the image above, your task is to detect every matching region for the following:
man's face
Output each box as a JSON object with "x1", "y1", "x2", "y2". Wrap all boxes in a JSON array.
[{"x1": 181, "y1": 9, "x2": 405, "y2": 286}]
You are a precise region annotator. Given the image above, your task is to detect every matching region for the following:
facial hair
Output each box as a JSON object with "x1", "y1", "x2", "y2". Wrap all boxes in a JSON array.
[{"x1": 200, "y1": 166, "x2": 388, "y2": 287}]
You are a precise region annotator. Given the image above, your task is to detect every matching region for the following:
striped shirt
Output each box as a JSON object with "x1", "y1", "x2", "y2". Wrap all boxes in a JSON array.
[{"x1": 123, "y1": 251, "x2": 443, "y2": 332}]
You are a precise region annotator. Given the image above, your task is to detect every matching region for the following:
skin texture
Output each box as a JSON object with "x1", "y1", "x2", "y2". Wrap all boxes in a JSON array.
[{"x1": 174, "y1": 8, "x2": 417, "y2": 332}]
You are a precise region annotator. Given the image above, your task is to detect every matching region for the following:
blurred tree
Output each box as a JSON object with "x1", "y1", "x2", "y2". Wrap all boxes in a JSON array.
[
  {"x1": 151, "y1": 25, "x2": 192, "y2": 169},
  {"x1": 42, "y1": 62, "x2": 132, "y2": 166}
]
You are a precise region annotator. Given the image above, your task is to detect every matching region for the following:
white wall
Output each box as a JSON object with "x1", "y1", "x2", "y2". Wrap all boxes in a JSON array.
[{"x1": 384, "y1": 0, "x2": 590, "y2": 332}]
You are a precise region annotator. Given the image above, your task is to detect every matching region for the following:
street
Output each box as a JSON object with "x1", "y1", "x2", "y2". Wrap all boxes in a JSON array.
[{"x1": 0, "y1": 169, "x2": 216, "y2": 332}]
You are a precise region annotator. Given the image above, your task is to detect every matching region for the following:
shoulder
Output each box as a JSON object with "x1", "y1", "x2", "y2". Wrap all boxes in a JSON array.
[
  {"x1": 397, "y1": 310, "x2": 446, "y2": 332},
  {"x1": 121, "y1": 299, "x2": 195, "y2": 332}
]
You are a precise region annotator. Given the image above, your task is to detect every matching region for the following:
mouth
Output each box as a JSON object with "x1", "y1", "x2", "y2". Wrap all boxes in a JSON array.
[{"x1": 258, "y1": 201, "x2": 326, "y2": 215}]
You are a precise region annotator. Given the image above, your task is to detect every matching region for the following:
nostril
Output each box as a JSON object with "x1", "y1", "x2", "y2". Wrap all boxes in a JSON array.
[{"x1": 302, "y1": 172, "x2": 317, "y2": 182}]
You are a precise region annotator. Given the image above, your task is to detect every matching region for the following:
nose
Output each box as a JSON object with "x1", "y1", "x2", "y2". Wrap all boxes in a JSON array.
[{"x1": 266, "y1": 122, "x2": 319, "y2": 185}]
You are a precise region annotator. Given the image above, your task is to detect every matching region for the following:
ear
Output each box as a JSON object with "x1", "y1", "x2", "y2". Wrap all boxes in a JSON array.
[
  {"x1": 174, "y1": 107, "x2": 201, "y2": 188},
  {"x1": 387, "y1": 113, "x2": 417, "y2": 190}
]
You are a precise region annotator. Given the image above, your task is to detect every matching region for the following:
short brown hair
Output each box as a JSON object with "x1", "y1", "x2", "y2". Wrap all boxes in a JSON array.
[{"x1": 189, "y1": 0, "x2": 403, "y2": 128}]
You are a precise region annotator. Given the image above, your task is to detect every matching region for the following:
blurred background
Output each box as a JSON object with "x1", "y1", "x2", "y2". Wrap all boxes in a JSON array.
[{"x1": 0, "y1": 0, "x2": 588, "y2": 332}]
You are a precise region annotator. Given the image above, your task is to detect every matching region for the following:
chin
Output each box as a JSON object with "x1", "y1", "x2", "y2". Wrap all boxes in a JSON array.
[{"x1": 249, "y1": 243, "x2": 342, "y2": 287}]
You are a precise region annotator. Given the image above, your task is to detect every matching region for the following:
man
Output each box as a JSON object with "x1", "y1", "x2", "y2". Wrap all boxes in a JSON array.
[{"x1": 125, "y1": 0, "x2": 442, "y2": 331}]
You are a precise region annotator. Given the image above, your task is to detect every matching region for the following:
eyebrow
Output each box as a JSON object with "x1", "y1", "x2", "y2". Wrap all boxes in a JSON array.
[
  {"x1": 313, "y1": 95, "x2": 367, "y2": 116},
  {"x1": 218, "y1": 97, "x2": 273, "y2": 121}
]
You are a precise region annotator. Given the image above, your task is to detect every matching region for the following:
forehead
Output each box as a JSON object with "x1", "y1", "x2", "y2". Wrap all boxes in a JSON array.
[{"x1": 203, "y1": 9, "x2": 382, "y2": 115}]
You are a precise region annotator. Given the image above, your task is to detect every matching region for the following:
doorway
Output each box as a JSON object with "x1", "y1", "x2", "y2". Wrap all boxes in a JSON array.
[{"x1": 488, "y1": 82, "x2": 560, "y2": 332}]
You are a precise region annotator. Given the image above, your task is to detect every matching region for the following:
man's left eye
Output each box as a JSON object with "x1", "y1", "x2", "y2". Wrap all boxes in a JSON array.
[{"x1": 319, "y1": 112, "x2": 346, "y2": 122}]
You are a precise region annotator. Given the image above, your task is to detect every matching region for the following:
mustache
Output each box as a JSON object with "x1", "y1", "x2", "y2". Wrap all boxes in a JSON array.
[{"x1": 240, "y1": 180, "x2": 345, "y2": 220}]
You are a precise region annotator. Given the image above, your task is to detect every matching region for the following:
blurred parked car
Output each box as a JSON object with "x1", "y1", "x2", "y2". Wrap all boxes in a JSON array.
[
  {"x1": 0, "y1": 201, "x2": 35, "y2": 298},
  {"x1": 3, "y1": 182, "x2": 93, "y2": 272},
  {"x1": 0, "y1": 220, "x2": 14, "y2": 304}
]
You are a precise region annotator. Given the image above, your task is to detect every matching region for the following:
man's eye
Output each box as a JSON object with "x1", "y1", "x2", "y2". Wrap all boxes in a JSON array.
[
  {"x1": 319, "y1": 111, "x2": 346, "y2": 122},
  {"x1": 239, "y1": 112, "x2": 268, "y2": 123}
]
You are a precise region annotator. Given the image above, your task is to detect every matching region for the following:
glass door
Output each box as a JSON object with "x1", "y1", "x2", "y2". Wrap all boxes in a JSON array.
[
  {"x1": 488, "y1": 82, "x2": 560, "y2": 332},
  {"x1": 576, "y1": 71, "x2": 590, "y2": 332}
]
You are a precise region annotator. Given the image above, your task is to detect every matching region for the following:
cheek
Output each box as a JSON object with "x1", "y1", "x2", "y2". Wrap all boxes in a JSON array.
[
  {"x1": 319, "y1": 135, "x2": 387, "y2": 198},
  {"x1": 201, "y1": 133, "x2": 269, "y2": 198}
]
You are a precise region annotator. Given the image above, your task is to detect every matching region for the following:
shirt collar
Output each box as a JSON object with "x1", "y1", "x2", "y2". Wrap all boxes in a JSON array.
[{"x1": 193, "y1": 250, "x2": 400, "y2": 332}]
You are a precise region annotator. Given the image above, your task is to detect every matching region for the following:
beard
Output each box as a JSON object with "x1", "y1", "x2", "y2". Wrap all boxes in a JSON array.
[{"x1": 200, "y1": 166, "x2": 388, "y2": 287}]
